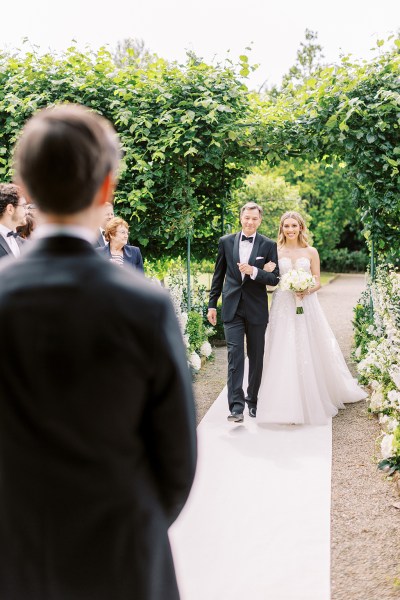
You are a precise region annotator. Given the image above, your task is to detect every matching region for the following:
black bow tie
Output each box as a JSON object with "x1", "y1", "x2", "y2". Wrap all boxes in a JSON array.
[
  {"x1": 6, "y1": 231, "x2": 17, "y2": 238},
  {"x1": 241, "y1": 235, "x2": 254, "y2": 243}
]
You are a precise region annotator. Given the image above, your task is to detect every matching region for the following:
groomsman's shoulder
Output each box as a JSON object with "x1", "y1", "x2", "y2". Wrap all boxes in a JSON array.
[{"x1": 99, "y1": 256, "x2": 169, "y2": 303}]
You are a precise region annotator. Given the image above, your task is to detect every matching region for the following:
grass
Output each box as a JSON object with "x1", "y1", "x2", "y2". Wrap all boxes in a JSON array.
[{"x1": 320, "y1": 272, "x2": 337, "y2": 286}]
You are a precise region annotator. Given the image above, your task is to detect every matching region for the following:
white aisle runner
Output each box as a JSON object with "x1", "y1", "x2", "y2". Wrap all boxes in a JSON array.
[{"x1": 169, "y1": 388, "x2": 332, "y2": 600}]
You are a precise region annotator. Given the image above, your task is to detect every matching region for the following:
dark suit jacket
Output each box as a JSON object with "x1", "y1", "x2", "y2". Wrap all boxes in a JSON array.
[
  {"x1": 0, "y1": 233, "x2": 26, "y2": 259},
  {"x1": 97, "y1": 243, "x2": 144, "y2": 273},
  {"x1": 93, "y1": 229, "x2": 106, "y2": 248},
  {"x1": 0, "y1": 236, "x2": 196, "y2": 600},
  {"x1": 208, "y1": 231, "x2": 279, "y2": 325}
]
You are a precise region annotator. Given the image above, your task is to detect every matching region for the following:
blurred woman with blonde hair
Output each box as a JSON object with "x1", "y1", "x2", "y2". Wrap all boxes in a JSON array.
[{"x1": 256, "y1": 210, "x2": 366, "y2": 425}]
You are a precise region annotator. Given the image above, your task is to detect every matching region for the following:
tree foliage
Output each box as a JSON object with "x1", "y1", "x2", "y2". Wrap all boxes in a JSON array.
[
  {"x1": 230, "y1": 168, "x2": 306, "y2": 240},
  {"x1": 0, "y1": 45, "x2": 260, "y2": 260},
  {"x1": 112, "y1": 37, "x2": 156, "y2": 68},
  {"x1": 281, "y1": 29, "x2": 325, "y2": 90},
  {"x1": 270, "y1": 158, "x2": 366, "y2": 263},
  {"x1": 0, "y1": 36, "x2": 398, "y2": 266},
  {"x1": 256, "y1": 37, "x2": 400, "y2": 261}
]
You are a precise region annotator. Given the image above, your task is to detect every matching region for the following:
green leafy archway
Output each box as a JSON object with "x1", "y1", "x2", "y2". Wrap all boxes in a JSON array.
[
  {"x1": 0, "y1": 39, "x2": 398, "y2": 266},
  {"x1": 255, "y1": 39, "x2": 400, "y2": 264}
]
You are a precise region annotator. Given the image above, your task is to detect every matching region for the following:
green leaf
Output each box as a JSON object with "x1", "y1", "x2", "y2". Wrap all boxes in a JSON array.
[{"x1": 183, "y1": 147, "x2": 198, "y2": 156}]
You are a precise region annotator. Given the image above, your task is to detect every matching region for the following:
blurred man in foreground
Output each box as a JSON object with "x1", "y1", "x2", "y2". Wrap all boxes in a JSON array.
[{"x1": 0, "y1": 104, "x2": 196, "y2": 600}]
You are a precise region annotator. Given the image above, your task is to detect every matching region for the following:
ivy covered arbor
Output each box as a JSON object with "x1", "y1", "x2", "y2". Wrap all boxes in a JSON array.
[
  {"x1": 256, "y1": 39, "x2": 400, "y2": 266},
  {"x1": 0, "y1": 39, "x2": 398, "y2": 268},
  {"x1": 0, "y1": 47, "x2": 261, "y2": 261},
  {"x1": 111, "y1": 54, "x2": 264, "y2": 260}
]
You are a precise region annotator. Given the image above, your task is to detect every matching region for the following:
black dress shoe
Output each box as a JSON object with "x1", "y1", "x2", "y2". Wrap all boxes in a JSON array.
[
  {"x1": 248, "y1": 407, "x2": 257, "y2": 418},
  {"x1": 227, "y1": 411, "x2": 244, "y2": 423}
]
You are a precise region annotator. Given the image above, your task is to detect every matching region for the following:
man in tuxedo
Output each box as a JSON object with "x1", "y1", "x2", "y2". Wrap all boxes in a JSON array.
[
  {"x1": 94, "y1": 200, "x2": 114, "y2": 247},
  {"x1": 0, "y1": 183, "x2": 27, "y2": 259},
  {"x1": 0, "y1": 104, "x2": 196, "y2": 600},
  {"x1": 207, "y1": 202, "x2": 279, "y2": 422}
]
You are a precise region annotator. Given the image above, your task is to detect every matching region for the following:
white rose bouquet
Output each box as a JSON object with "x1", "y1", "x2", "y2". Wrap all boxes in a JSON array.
[{"x1": 280, "y1": 269, "x2": 316, "y2": 314}]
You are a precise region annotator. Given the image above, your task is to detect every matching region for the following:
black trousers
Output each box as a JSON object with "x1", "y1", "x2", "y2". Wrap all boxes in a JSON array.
[{"x1": 223, "y1": 298, "x2": 267, "y2": 413}]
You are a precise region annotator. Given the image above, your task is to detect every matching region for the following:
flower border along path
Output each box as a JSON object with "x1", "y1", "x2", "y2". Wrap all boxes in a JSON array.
[
  {"x1": 192, "y1": 274, "x2": 400, "y2": 599},
  {"x1": 316, "y1": 274, "x2": 400, "y2": 600}
]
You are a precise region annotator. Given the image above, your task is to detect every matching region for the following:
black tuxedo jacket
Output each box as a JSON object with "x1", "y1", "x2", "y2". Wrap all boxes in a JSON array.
[
  {"x1": 208, "y1": 232, "x2": 279, "y2": 324},
  {"x1": 0, "y1": 236, "x2": 196, "y2": 600},
  {"x1": 97, "y1": 243, "x2": 144, "y2": 273},
  {"x1": 93, "y1": 228, "x2": 106, "y2": 248},
  {"x1": 0, "y1": 232, "x2": 26, "y2": 259}
]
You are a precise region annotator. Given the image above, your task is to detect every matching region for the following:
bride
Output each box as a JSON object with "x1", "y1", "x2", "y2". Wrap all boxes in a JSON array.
[{"x1": 256, "y1": 211, "x2": 367, "y2": 425}]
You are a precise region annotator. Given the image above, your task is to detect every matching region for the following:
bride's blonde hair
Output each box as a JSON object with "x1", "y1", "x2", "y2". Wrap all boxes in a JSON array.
[{"x1": 277, "y1": 211, "x2": 309, "y2": 248}]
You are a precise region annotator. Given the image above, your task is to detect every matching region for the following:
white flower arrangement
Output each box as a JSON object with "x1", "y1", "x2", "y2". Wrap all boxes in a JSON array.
[
  {"x1": 387, "y1": 390, "x2": 400, "y2": 412},
  {"x1": 189, "y1": 351, "x2": 202, "y2": 372},
  {"x1": 200, "y1": 341, "x2": 212, "y2": 358},
  {"x1": 369, "y1": 386, "x2": 386, "y2": 413},
  {"x1": 279, "y1": 268, "x2": 316, "y2": 314},
  {"x1": 357, "y1": 337, "x2": 396, "y2": 378},
  {"x1": 167, "y1": 275, "x2": 214, "y2": 372},
  {"x1": 379, "y1": 414, "x2": 400, "y2": 434},
  {"x1": 381, "y1": 433, "x2": 396, "y2": 460},
  {"x1": 390, "y1": 367, "x2": 400, "y2": 390},
  {"x1": 353, "y1": 266, "x2": 400, "y2": 476}
]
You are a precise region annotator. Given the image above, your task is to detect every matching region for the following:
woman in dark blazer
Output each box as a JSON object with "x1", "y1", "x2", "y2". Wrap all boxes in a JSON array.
[{"x1": 97, "y1": 216, "x2": 144, "y2": 272}]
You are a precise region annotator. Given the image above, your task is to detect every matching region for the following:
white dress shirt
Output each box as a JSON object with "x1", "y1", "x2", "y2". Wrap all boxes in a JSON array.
[
  {"x1": 33, "y1": 224, "x2": 96, "y2": 243},
  {"x1": 239, "y1": 231, "x2": 258, "y2": 280},
  {"x1": 0, "y1": 224, "x2": 20, "y2": 257}
]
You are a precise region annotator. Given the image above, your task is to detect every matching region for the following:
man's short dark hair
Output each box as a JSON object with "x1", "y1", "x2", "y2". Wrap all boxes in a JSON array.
[
  {"x1": 13, "y1": 104, "x2": 121, "y2": 215},
  {"x1": 0, "y1": 183, "x2": 21, "y2": 217}
]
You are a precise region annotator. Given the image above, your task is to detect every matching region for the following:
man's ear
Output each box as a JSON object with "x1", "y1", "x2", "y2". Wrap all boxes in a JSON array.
[{"x1": 96, "y1": 172, "x2": 115, "y2": 208}]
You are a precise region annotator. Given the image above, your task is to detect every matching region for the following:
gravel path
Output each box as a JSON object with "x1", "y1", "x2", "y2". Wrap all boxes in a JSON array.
[{"x1": 192, "y1": 275, "x2": 400, "y2": 599}]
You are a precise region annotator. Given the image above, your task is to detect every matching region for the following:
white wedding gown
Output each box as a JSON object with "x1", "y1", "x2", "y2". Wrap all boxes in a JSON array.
[{"x1": 256, "y1": 257, "x2": 367, "y2": 425}]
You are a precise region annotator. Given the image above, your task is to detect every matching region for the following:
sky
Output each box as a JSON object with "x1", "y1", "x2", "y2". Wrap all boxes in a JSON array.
[{"x1": 2, "y1": 0, "x2": 399, "y2": 90}]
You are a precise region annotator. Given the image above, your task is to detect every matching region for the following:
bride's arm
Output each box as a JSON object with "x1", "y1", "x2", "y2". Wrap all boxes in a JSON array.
[
  {"x1": 308, "y1": 247, "x2": 321, "y2": 295},
  {"x1": 310, "y1": 248, "x2": 321, "y2": 294},
  {"x1": 296, "y1": 248, "x2": 321, "y2": 299},
  {"x1": 263, "y1": 261, "x2": 276, "y2": 273}
]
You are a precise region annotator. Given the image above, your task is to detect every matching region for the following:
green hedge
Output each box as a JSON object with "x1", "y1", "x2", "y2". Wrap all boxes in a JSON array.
[{"x1": 321, "y1": 248, "x2": 368, "y2": 273}]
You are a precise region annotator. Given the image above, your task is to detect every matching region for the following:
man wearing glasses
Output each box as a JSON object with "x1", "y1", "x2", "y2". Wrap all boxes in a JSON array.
[{"x1": 0, "y1": 183, "x2": 27, "y2": 259}]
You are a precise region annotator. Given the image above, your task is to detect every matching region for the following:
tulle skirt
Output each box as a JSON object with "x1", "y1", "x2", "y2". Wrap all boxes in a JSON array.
[{"x1": 256, "y1": 289, "x2": 367, "y2": 425}]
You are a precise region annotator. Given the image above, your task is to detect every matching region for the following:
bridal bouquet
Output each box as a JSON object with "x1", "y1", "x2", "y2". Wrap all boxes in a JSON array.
[{"x1": 280, "y1": 269, "x2": 316, "y2": 314}]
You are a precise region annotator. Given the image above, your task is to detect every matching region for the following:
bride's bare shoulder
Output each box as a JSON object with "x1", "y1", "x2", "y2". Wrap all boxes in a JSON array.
[{"x1": 306, "y1": 246, "x2": 319, "y2": 259}]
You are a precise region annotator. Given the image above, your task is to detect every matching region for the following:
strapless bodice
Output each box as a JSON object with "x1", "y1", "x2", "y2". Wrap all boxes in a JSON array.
[{"x1": 278, "y1": 256, "x2": 311, "y2": 275}]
